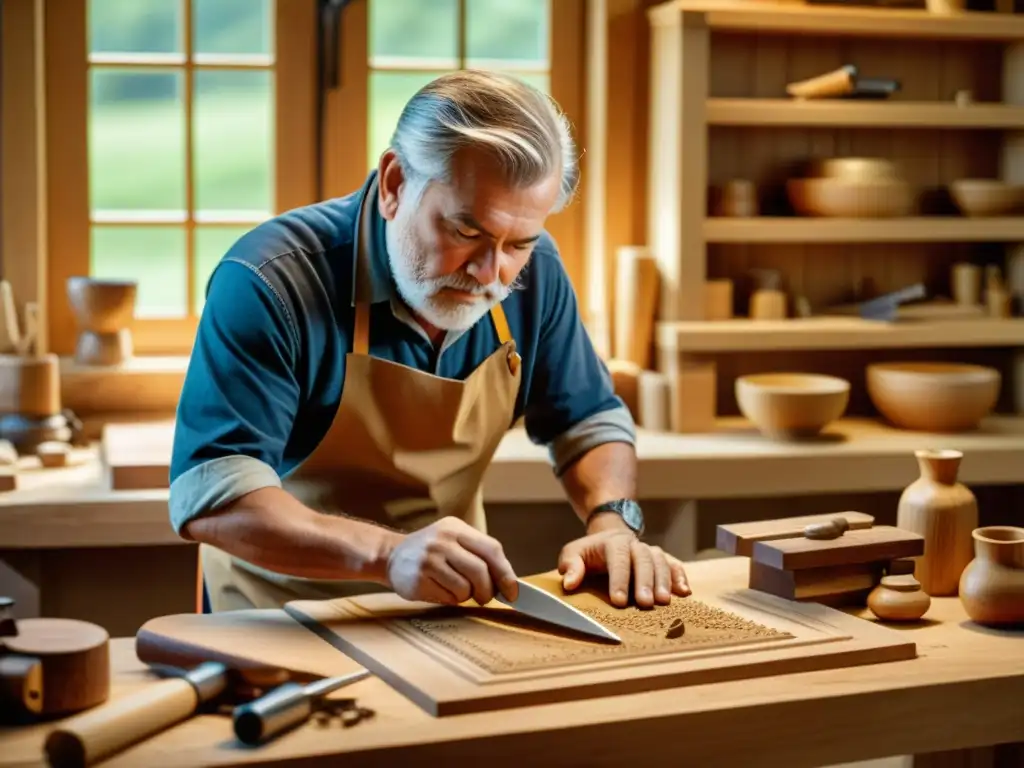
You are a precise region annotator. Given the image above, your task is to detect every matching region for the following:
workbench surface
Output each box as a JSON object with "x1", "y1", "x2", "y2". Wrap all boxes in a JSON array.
[
  {"x1": 2, "y1": 558, "x2": 1021, "y2": 767},
  {"x1": 4, "y1": 416, "x2": 1024, "y2": 549}
]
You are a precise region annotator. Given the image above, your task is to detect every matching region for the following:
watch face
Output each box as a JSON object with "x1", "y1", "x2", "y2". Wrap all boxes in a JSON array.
[{"x1": 619, "y1": 500, "x2": 644, "y2": 533}]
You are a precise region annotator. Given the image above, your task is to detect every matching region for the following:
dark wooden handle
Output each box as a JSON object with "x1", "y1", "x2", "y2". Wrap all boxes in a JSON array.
[
  {"x1": 0, "y1": 654, "x2": 44, "y2": 721},
  {"x1": 44, "y1": 678, "x2": 198, "y2": 768}
]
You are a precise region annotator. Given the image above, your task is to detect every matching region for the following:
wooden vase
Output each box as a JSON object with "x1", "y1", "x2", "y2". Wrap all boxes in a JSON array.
[
  {"x1": 896, "y1": 449, "x2": 978, "y2": 596},
  {"x1": 959, "y1": 526, "x2": 1024, "y2": 626}
]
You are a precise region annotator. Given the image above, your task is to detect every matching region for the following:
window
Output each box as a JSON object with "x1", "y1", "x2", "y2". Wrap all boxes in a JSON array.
[
  {"x1": 324, "y1": 0, "x2": 587, "y2": 297},
  {"x1": 44, "y1": 0, "x2": 585, "y2": 359},
  {"x1": 45, "y1": 0, "x2": 317, "y2": 356}
]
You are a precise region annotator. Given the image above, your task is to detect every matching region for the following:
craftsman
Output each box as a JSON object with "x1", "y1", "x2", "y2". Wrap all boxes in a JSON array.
[{"x1": 169, "y1": 70, "x2": 690, "y2": 614}]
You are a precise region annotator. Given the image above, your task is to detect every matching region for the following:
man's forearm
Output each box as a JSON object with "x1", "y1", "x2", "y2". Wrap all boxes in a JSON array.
[
  {"x1": 182, "y1": 487, "x2": 404, "y2": 583},
  {"x1": 558, "y1": 441, "x2": 637, "y2": 533}
]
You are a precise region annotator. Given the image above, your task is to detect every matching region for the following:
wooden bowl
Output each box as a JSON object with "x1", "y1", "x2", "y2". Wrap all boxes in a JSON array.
[
  {"x1": 788, "y1": 178, "x2": 913, "y2": 218},
  {"x1": 812, "y1": 157, "x2": 898, "y2": 182},
  {"x1": 949, "y1": 179, "x2": 1024, "y2": 217},
  {"x1": 66, "y1": 278, "x2": 137, "y2": 334},
  {"x1": 866, "y1": 362, "x2": 1000, "y2": 432},
  {"x1": 736, "y1": 373, "x2": 850, "y2": 440}
]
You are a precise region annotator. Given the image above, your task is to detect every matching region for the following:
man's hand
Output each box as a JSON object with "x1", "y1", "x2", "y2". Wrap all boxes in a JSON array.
[
  {"x1": 557, "y1": 530, "x2": 691, "y2": 608},
  {"x1": 385, "y1": 517, "x2": 519, "y2": 606}
]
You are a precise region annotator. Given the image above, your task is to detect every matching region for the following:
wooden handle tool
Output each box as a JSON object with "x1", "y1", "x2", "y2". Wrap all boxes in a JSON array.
[
  {"x1": 233, "y1": 670, "x2": 371, "y2": 745},
  {"x1": 44, "y1": 661, "x2": 229, "y2": 768},
  {"x1": 786, "y1": 64, "x2": 858, "y2": 99}
]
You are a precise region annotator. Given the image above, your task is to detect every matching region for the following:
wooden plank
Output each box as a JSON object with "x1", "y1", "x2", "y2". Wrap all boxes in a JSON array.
[
  {"x1": 656, "y1": 317, "x2": 1024, "y2": 353},
  {"x1": 751, "y1": 526, "x2": 924, "y2": 571},
  {"x1": 704, "y1": 217, "x2": 1024, "y2": 244},
  {"x1": 101, "y1": 422, "x2": 174, "y2": 491},
  {"x1": 749, "y1": 560, "x2": 883, "y2": 603},
  {"x1": 284, "y1": 569, "x2": 915, "y2": 717},
  {"x1": 707, "y1": 99, "x2": 1024, "y2": 129},
  {"x1": 716, "y1": 511, "x2": 875, "y2": 556}
]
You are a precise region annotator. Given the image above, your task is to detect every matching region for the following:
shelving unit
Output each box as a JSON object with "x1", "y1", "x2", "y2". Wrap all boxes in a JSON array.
[{"x1": 647, "y1": 0, "x2": 1024, "y2": 437}]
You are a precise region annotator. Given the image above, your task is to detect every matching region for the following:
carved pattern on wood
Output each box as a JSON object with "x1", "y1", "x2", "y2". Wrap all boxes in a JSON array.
[{"x1": 377, "y1": 596, "x2": 791, "y2": 675}]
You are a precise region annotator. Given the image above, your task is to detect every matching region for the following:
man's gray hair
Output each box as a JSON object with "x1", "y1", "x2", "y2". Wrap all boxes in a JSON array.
[{"x1": 389, "y1": 70, "x2": 580, "y2": 213}]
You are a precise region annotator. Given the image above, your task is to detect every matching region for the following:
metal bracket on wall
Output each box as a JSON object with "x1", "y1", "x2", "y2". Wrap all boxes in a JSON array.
[{"x1": 316, "y1": 0, "x2": 356, "y2": 201}]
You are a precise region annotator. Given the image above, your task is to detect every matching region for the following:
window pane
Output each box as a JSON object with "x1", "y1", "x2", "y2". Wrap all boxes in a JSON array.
[
  {"x1": 193, "y1": 70, "x2": 273, "y2": 215},
  {"x1": 193, "y1": 0, "x2": 272, "y2": 56},
  {"x1": 91, "y1": 226, "x2": 187, "y2": 318},
  {"x1": 194, "y1": 226, "x2": 249, "y2": 315},
  {"x1": 465, "y1": 0, "x2": 549, "y2": 69},
  {"x1": 369, "y1": 72, "x2": 450, "y2": 169},
  {"x1": 370, "y1": 0, "x2": 458, "y2": 66},
  {"x1": 88, "y1": 0, "x2": 181, "y2": 55},
  {"x1": 89, "y1": 69, "x2": 185, "y2": 213}
]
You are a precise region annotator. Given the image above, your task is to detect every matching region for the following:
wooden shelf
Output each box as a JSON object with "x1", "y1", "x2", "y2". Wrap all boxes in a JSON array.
[
  {"x1": 707, "y1": 99, "x2": 1024, "y2": 129},
  {"x1": 704, "y1": 217, "x2": 1024, "y2": 244},
  {"x1": 657, "y1": 317, "x2": 1024, "y2": 353},
  {"x1": 650, "y1": 0, "x2": 1024, "y2": 41}
]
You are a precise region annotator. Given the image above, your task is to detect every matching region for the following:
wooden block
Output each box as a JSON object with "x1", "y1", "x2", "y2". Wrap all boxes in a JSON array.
[
  {"x1": 751, "y1": 526, "x2": 924, "y2": 571},
  {"x1": 102, "y1": 421, "x2": 173, "y2": 490},
  {"x1": 0, "y1": 466, "x2": 16, "y2": 492},
  {"x1": 638, "y1": 370, "x2": 670, "y2": 431},
  {"x1": 671, "y1": 361, "x2": 716, "y2": 433},
  {"x1": 716, "y1": 512, "x2": 876, "y2": 557},
  {"x1": 749, "y1": 560, "x2": 883, "y2": 603}
]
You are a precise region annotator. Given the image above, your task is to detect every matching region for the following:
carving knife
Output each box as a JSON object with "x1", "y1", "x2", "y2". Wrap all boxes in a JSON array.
[{"x1": 496, "y1": 580, "x2": 621, "y2": 644}]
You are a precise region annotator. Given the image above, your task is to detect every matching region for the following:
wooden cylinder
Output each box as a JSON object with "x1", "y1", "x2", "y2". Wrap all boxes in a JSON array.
[
  {"x1": 952, "y1": 263, "x2": 981, "y2": 306},
  {"x1": 45, "y1": 677, "x2": 199, "y2": 768},
  {"x1": 606, "y1": 359, "x2": 641, "y2": 421},
  {"x1": 0, "y1": 353, "x2": 61, "y2": 417},
  {"x1": 750, "y1": 289, "x2": 787, "y2": 320},
  {"x1": 704, "y1": 280, "x2": 734, "y2": 321},
  {"x1": 638, "y1": 371, "x2": 670, "y2": 431},
  {"x1": 0, "y1": 618, "x2": 109, "y2": 720},
  {"x1": 716, "y1": 180, "x2": 758, "y2": 217}
]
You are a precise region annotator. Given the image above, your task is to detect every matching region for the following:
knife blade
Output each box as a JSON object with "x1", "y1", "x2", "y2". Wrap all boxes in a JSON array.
[{"x1": 496, "y1": 580, "x2": 621, "y2": 643}]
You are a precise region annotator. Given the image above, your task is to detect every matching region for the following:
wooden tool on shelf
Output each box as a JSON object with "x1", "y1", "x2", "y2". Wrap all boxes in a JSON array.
[{"x1": 717, "y1": 514, "x2": 925, "y2": 606}]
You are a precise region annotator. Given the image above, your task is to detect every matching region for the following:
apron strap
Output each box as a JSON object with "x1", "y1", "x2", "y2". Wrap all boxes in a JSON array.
[
  {"x1": 489, "y1": 302, "x2": 513, "y2": 345},
  {"x1": 354, "y1": 303, "x2": 370, "y2": 355}
]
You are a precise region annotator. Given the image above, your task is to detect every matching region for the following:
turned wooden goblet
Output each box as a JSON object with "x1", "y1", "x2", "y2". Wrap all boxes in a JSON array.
[{"x1": 66, "y1": 277, "x2": 137, "y2": 366}]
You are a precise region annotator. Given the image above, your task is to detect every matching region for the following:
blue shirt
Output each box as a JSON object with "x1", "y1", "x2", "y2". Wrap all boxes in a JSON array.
[{"x1": 168, "y1": 172, "x2": 635, "y2": 535}]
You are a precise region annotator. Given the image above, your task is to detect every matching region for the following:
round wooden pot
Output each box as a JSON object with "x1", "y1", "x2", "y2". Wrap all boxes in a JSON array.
[
  {"x1": 735, "y1": 373, "x2": 850, "y2": 440},
  {"x1": 959, "y1": 526, "x2": 1024, "y2": 626},
  {"x1": 868, "y1": 575, "x2": 931, "y2": 622},
  {"x1": 866, "y1": 362, "x2": 1000, "y2": 433}
]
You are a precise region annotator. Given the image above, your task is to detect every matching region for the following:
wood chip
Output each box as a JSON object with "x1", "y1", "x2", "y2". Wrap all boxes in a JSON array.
[{"x1": 665, "y1": 618, "x2": 686, "y2": 639}]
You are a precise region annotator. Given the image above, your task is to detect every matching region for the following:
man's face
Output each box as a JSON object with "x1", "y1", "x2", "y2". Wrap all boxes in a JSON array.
[{"x1": 379, "y1": 148, "x2": 560, "y2": 331}]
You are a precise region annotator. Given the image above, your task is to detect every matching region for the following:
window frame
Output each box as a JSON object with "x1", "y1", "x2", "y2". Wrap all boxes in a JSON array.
[
  {"x1": 323, "y1": 0, "x2": 589, "y2": 305},
  {"x1": 43, "y1": 0, "x2": 319, "y2": 357}
]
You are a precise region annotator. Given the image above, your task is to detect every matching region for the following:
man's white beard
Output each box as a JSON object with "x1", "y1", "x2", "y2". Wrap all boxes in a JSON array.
[{"x1": 385, "y1": 214, "x2": 514, "y2": 332}]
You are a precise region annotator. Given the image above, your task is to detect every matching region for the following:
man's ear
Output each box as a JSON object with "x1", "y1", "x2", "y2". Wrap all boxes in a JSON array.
[{"x1": 377, "y1": 149, "x2": 404, "y2": 221}]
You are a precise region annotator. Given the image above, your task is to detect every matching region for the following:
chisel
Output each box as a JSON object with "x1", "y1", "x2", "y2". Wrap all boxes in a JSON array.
[{"x1": 232, "y1": 669, "x2": 371, "y2": 745}]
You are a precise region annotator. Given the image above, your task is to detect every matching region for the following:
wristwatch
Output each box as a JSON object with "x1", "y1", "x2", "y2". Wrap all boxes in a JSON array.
[{"x1": 585, "y1": 499, "x2": 645, "y2": 537}]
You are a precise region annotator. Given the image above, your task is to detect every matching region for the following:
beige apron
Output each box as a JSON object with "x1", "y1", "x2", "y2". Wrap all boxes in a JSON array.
[{"x1": 200, "y1": 187, "x2": 523, "y2": 612}]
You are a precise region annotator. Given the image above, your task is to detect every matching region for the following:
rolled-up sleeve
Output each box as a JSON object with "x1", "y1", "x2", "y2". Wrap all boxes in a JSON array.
[
  {"x1": 169, "y1": 258, "x2": 302, "y2": 536},
  {"x1": 523, "y1": 250, "x2": 636, "y2": 476}
]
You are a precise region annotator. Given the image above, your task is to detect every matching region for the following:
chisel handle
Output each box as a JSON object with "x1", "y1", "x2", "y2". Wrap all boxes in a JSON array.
[{"x1": 45, "y1": 662, "x2": 228, "y2": 768}]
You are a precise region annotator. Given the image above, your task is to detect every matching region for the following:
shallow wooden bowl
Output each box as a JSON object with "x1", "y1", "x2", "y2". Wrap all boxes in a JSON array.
[
  {"x1": 736, "y1": 373, "x2": 850, "y2": 440},
  {"x1": 66, "y1": 277, "x2": 138, "y2": 334},
  {"x1": 788, "y1": 178, "x2": 913, "y2": 218},
  {"x1": 866, "y1": 362, "x2": 1000, "y2": 432},
  {"x1": 812, "y1": 157, "x2": 898, "y2": 182},
  {"x1": 949, "y1": 179, "x2": 1024, "y2": 217}
]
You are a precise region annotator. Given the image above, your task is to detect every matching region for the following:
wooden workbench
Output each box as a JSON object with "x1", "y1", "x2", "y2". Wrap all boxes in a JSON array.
[{"x1": 1, "y1": 558, "x2": 1021, "y2": 767}]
